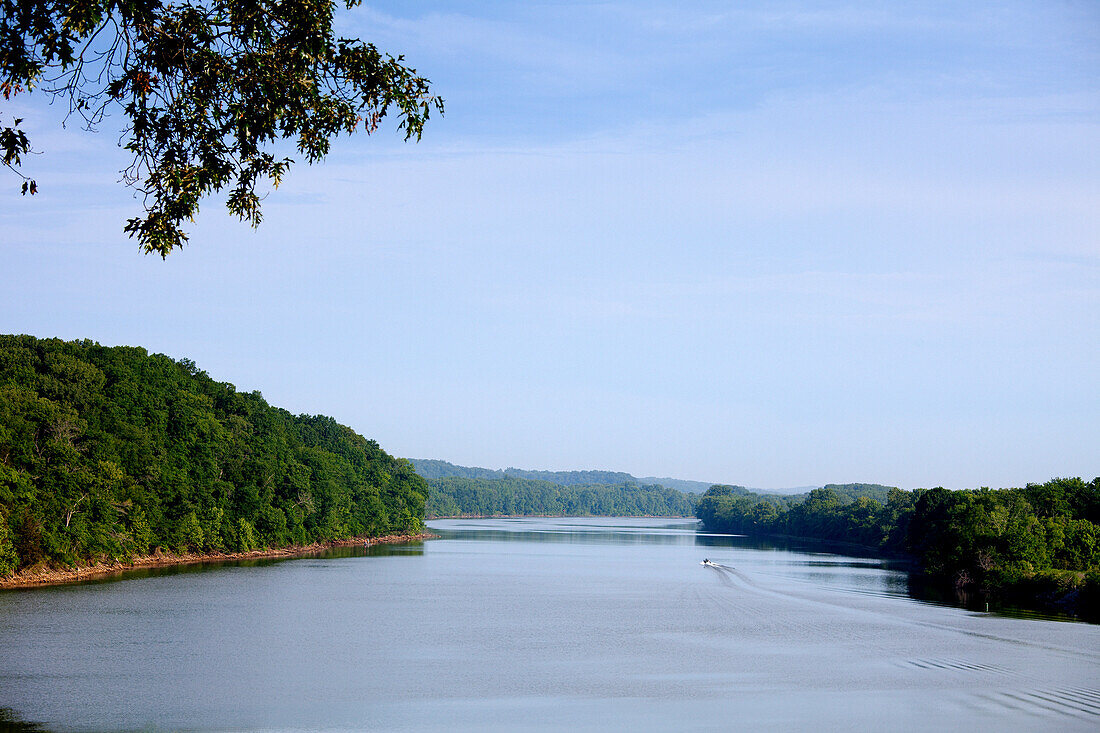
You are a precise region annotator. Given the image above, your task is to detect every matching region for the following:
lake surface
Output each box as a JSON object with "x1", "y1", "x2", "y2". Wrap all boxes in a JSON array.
[{"x1": 1, "y1": 517, "x2": 1098, "y2": 731}]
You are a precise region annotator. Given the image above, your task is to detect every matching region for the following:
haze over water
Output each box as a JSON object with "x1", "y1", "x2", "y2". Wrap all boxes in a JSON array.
[{"x1": 1, "y1": 517, "x2": 1098, "y2": 731}]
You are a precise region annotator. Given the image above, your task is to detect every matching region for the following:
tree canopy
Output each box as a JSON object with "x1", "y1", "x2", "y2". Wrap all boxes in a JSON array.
[{"x1": 1, "y1": 0, "x2": 442, "y2": 256}]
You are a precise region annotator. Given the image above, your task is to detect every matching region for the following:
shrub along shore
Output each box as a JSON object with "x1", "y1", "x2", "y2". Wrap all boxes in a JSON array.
[
  {"x1": 695, "y1": 479, "x2": 1100, "y2": 619},
  {"x1": 0, "y1": 531, "x2": 436, "y2": 589}
]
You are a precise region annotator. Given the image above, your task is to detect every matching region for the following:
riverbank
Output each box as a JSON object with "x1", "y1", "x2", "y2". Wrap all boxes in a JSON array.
[
  {"x1": 0, "y1": 532, "x2": 437, "y2": 590},
  {"x1": 707, "y1": 527, "x2": 1097, "y2": 621}
]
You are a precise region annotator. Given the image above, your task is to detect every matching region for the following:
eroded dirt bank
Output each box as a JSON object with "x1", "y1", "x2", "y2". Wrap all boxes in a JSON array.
[{"x1": 0, "y1": 532, "x2": 437, "y2": 590}]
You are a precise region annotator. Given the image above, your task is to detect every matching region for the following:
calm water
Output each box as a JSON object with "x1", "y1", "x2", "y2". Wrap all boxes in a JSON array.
[{"x1": 1, "y1": 517, "x2": 1098, "y2": 731}]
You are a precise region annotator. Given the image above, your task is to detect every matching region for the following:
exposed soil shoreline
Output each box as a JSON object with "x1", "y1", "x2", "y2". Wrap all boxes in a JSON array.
[{"x1": 0, "y1": 532, "x2": 437, "y2": 590}]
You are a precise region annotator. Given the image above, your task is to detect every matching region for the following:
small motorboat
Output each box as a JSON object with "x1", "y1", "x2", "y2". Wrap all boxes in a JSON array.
[{"x1": 700, "y1": 558, "x2": 717, "y2": 567}]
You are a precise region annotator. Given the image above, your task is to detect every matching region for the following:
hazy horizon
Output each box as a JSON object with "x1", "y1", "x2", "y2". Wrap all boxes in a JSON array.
[{"x1": 408, "y1": 455, "x2": 1075, "y2": 494}]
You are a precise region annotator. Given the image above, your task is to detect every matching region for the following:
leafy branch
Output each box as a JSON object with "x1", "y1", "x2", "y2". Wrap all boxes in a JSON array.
[{"x1": 1, "y1": 1, "x2": 442, "y2": 256}]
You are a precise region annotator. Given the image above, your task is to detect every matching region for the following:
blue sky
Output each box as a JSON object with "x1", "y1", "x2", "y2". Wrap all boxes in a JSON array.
[{"x1": 2, "y1": 1, "x2": 1097, "y2": 489}]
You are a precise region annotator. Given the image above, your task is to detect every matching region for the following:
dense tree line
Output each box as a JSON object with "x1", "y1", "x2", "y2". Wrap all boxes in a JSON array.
[
  {"x1": 694, "y1": 484, "x2": 897, "y2": 537},
  {"x1": 0, "y1": 335, "x2": 428, "y2": 578},
  {"x1": 696, "y1": 479, "x2": 1100, "y2": 613},
  {"x1": 425, "y1": 476, "x2": 698, "y2": 518}
]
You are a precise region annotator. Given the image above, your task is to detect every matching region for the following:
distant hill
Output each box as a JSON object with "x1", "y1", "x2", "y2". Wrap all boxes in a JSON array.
[
  {"x1": 503, "y1": 467, "x2": 637, "y2": 487},
  {"x1": 412, "y1": 460, "x2": 702, "y2": 517},
  {"x1": 409, "y1": 459, "x2": 508, "y2": 481},
  {"x1": 413, "y1": 460, "x2": 907, "y2": 522},
  {"x1": 750, "y1": 485, "x2": 821, "y2": 496},
  {"x1": 411, "y1": 459, "x2": 638, "y2": 488},
  {"x1": 411, "y1": 461, "x2": 897, "y2": 503},
  {"x1": 638, "y1": 476, "x2": 715, "y2": 494},
  {"x1": 412, "y1": 459, "x2": 724, "y2": 494}
]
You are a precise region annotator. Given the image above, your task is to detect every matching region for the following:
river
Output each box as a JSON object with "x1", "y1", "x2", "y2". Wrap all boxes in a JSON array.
[{"x1": 1, "y1": 517, "x2": 1098, "y2": 731}]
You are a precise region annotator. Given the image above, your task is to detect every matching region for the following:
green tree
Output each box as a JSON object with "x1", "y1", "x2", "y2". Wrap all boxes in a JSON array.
[
  {"x1": 0, "y1": 509, "x2": 18, "y2": 577},
  {"x1": 236, "y1": 517, "x2": 258, "y2": 551},
  {"x1": 127, "y1": 506, "x2": 153, "y2": 555},
  {"x1": 1057, "y1": 519, "x2": 1099, "y2": 570},
  {"x1": 176, "y1": 511, "x2": 205, "y2": 553},
  {"x1": 1, "y1": 0, "x2": 442, "y2": 256}
]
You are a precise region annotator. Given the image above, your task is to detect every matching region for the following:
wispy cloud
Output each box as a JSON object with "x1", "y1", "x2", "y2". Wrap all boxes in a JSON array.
[{"x1": 342, "y1": 7, "x2": 635, "y2": 93}]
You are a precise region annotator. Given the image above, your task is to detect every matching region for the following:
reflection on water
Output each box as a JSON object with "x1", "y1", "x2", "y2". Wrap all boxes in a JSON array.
[
  {"x1": 11, "y1": 539, "x2": 427, "y2": 589},
  {"x1": 1, "y1": 517, "x2": 1098, "y2": 732},
  {"x1": 434, "y1": 517, "x2": 702, "y2": 546},
  {"x1": 0, "y1": 709, "x2": 50, "y2": 733},
  {"x1": 437, "y1": 518, "x2": 915, "y2": 600}
]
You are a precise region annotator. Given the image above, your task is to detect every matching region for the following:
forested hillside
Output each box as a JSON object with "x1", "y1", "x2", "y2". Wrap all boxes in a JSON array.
[
  {"x1": 425, "y1": 476, "x2": 697, "y2": 517},
  {"x1": 637, "y1": 476, "x2": 715, "y2": 494},
  {"x1": 412, "y1": 459, "x2": 638, "y2": 487},
  {"x1": 413, "y1": 459, "x2": 892, "y2": 498},
  {"x1": 0, "y1": 335, "x2": 428, "y2": 578},
  {"x1": 415, "y1": 461, "x2": 896, "y2": 519},
  {"x1": 695, "y1": 479, "x2": 1100, "y2": 615},
  {"x1": 411, "y1": 459, "x2": 511, "y2": 481}
]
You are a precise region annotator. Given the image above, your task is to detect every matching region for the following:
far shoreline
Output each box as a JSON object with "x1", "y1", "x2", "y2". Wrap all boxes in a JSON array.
[
  {"x1": 425, "y1": 514, "x2": 696, "y2": 519},
  {"x1": 0, "y1": 532, "x2": 437, "y2": 590}
]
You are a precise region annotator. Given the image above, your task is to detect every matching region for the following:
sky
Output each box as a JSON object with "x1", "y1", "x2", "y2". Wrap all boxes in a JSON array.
[{"x1": 2, "y1": 0, "x2": 1098, "y2": 490}]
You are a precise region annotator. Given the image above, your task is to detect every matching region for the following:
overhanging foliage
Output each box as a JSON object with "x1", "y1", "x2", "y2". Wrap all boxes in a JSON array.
[{"x1": 1, "y1": 0, "x2": 442, "y2": 256}]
